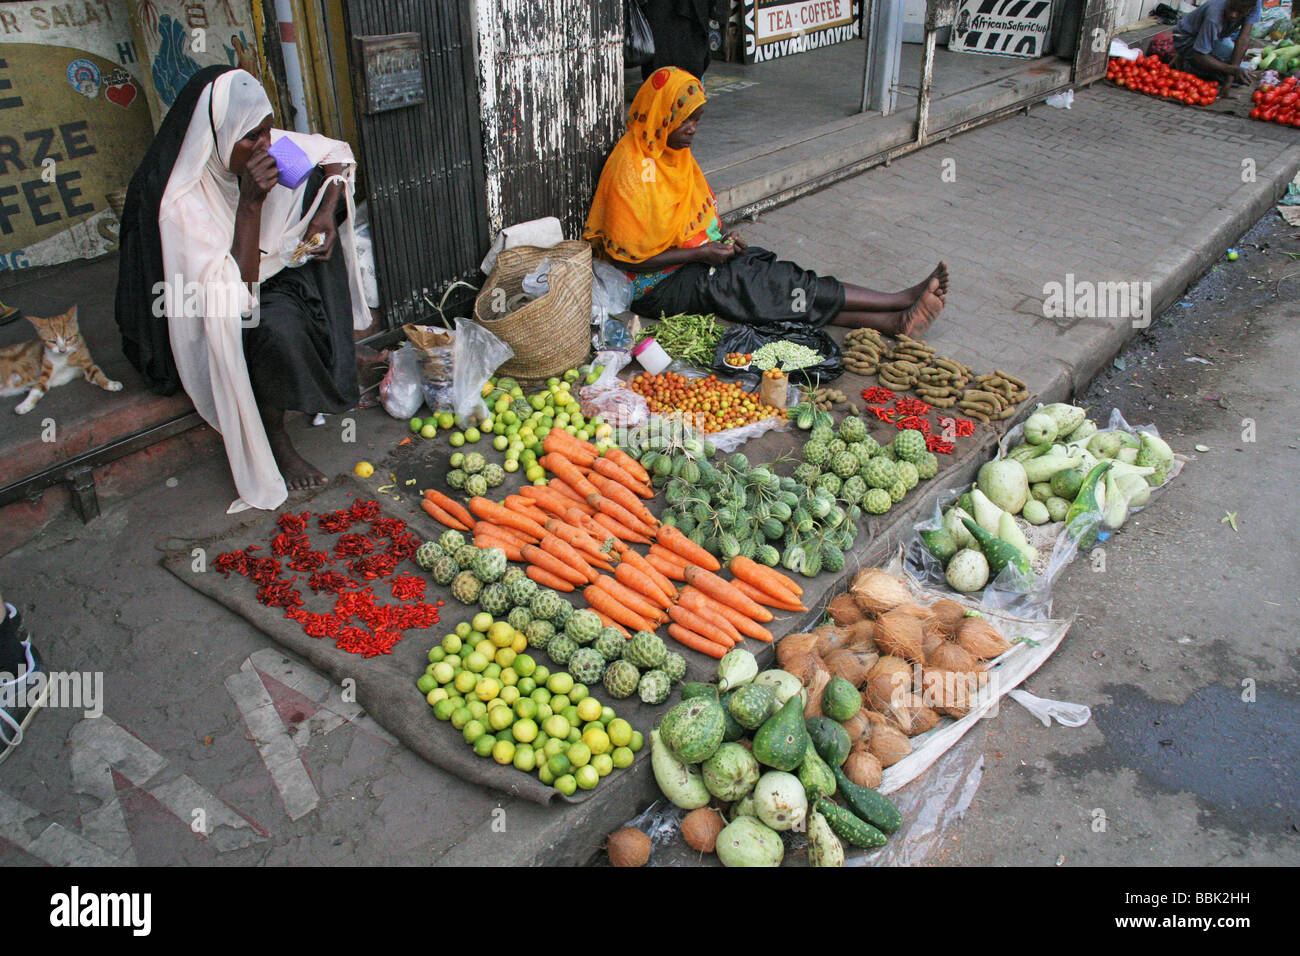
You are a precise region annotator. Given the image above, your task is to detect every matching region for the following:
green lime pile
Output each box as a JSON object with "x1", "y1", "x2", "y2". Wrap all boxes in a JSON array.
[{"x1": 418, "y1": 612, "x2": 643, "y2": 795}]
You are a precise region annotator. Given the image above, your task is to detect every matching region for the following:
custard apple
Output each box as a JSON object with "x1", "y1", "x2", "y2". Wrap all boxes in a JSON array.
[
  {"x1": 472, "y1": 547, "x2": 507, "y2": 583},
  {"x1": 894, "y1": 428, "x2": 927, "y2": 463},
  {"x1": 445, "y1": 469, "x2": 467, "y2": 491},
  {"x1": 814, "y1": 473, "x2": 842, "y2": 497},
  {"x1": 530, "y1": 589, "x2": 564, "y2": 622},
  {"x1": 895, "y1": 460, "x2": 920, "y2": 490},
  {"x1": 565, "y1": 609, "x2": 603, "y2": 646},
  {"x1": 438, "y1": 530, "x2": 466, "y2": 554},
  {"x1": 502, "y1": 566, "x2": 527, "y2": 588},
  {"x1": 603, "y1": 660, "x2": 640, "y2": 699},
  {"x1": 507, "y1": 575, "x2": 538, "y2": 607},
  {"x1": 548, "y1": 635, "x2": 578, "y2": 666},
  {"x1": 638, "y1": 669, "x2": 671, "y2": 705},
  {"x1": 857, "y1": 435, "x2": 881, "y2": 458},
  {"x1": 879, "y1": 442, "x2": 898, "y2": 461},
  {"x1": 524, "y1": 619, "x2": 555, "y2": 650},
  {"x1": 863, "y1": 457, "x2": 897, "y2": 489},
  {"x1": 863, "y1": 488, "x2": 892, "y2": 514},
  {"x1": 888, "y1": 478, "x2": 908, "y2": 503},
  {"x1": 661, "y1": 650, "x2": 687, "y2": 683},
  {"x1": 450, "y1": 571, "x2": 482, "y2": 604},
  {"x1": 841, "y1": 475, "x2": 868, "y2": 504},
  {"x1": 594, "y1": 629, "x2": 626, "y2": 661},
  {"x1": 809, "y1": 424, "x2": 834, "y2": 444},
  {"x1": 915, "y1": 451, "x2": 939, "y2": 480},
  {"x1": 826, "y1": 438, "x2": 847, "y2": 458},
  {"x1": 464, "y1": 473, "x2": 488, "y2": 497},
  {"x1": 482, "y1": 463, "x2": 506, "y2": 489},
  {"x1": 462, "y1": 452, "x2": 486, "y2": 474},
  {"x1": 838, "y1": 416, "x2": 867, "y2": 443},
  {"x1": 479, "y1": 582, "x2": 511, "y2": 616},
  {"x1": 413, "y1": 541, "x2": 444, "y2": 570},
  {"x1": 568, "y1": 647, "x2": 606, "y2": 685},
  {"x1": 831, "y1": 451, "x2": 858, "y2": 479},
  {"x1": 550, "y1": 599, "x2": 574, "y2": 628},
  {"x1": 802, "y1": 441, "x2": 829, "y2": 467},
  {"x1": 625, "y1": 631, "x2": 667, "y2": 670},
  {"x1": 792, "y1": 462, "x2": 821, "y2": 486},
  {"x1": 430, "y1": 555, "x2": 459, "y2": 586},
  {"x1": 507, "y1": 606, "x2": 533, "y2": 631}
]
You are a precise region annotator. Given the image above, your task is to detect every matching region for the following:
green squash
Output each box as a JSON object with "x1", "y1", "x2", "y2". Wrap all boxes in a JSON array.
[{"x1": 751, "y1": 696, "x2": 810, "y2": 771}]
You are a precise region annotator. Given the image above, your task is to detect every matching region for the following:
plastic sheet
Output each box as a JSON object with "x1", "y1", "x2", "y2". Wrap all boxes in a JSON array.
[
  {"x1": 579, "y1": 350, "x2": 649, "y2": 429},
  {"x1": 452, "y1": 317, "x2": 514, "y2": 427},
  {"x1": 591, "y1": 258, "x2": 633, "y2": 324},
  {"x1": 378, "y1": 344, "x2": 424, "y2": 419},
  {"x1": 711, "y1": 322, "x2": 843, "y2": 383}
]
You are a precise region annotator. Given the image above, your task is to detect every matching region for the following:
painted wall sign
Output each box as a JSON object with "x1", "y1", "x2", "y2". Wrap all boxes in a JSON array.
[
  {"x1": 353, "y1": 33, "x2": 425, "y2": 115},
  {"x1": 948, "y1": 0, "x2": 1053, "y2": 58},
  {"x1": 742, "y1": 0, "x2": 861, "y2": 63}
]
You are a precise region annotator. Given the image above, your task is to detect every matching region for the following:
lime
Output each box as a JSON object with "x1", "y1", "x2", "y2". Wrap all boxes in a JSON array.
[
  {"x1": 488, "y1": 621, "x2": 515, "y2": 647},
  {"x1": 495, "y1": 647, "x2": 517, "y2": 669},
  {"x1": 425, "y1": 689, "x2": 448, "y2": 707},
  {"x1": 547, "y1": 753, "x2": 572, "y2": 777},
  {"x1": 495, "y1": 728, "x2": 514, "y2": 743},
  {"x1": 569, "y1": 683, "x2": 589, "y2": 704},
  {"x1": 512, "y1": 718, "x2": 538, "y2": 743},
  {"x1": 410, "y1": 417, "x2": 424, "y2": 432},
  {"x1": 550, "y1": 694, "x2": 569, "y2": 713},
  {"x1": 512, "y1": 744, "x2": 536, "y2": 772},
  {"x1": 465, "y1": 427, "x2": 481, "y2": 443},
  {"x1": 487, "y1": 705, "x2": 513, "y2": 731},
  {"x1": 433, "y1": 699, "x2": 458, "y2": 721},
  {"x1": 493, "y1": 435, "x2": 509, "y2": 451},
  {"x1": 607, "y1": 718, "x2": 633, "y2": 748},
  {"x1": 547, "y1": 672, "x2": 574, "y2": 695},
  {"x1": 582, "y1": 721, "x2": 604, "y2": 737},
  {"x1": 566, "y1": 727, "x2": 581, "y2": 744},
  {"x1": 417, "y1": 674, "x2": 438, "y2": 695},
  {"x1": 576, "y1": 697, "x2": 602, "y2": 723},
  {"x1": 566, "y1": 742, "x2": 591, "y2": 768},
  {"x1": 543, "y1": 738, "x2": 567, "y2": 759},
  {"x1": 499, "y1": 666, "x2": 518, "y2": 688},
  {"x1": 514, "y1": 698, "x2": 537, "y2": 721},
  {"x1": 464, "y1": 651, "x2": 488, "y2": 674},
  {"x1": 420, "y1": 424, "x2": 437, "y2": 439},
  {"x1": 492, "y1": 740, "x2": 515, "y2": 765},
  {"x1": 555, "y1": 774, "x2": 578, "y2": 796},
  {"x1": 611, "y1": 746, "x2": 634, "y2": 768},
  {"x1": 474, "y1": 639, "x2": 495, "y2": 659},
  {"x1": 574, "y1": 765, "x2": 599, "y2": 790},
  {"x1": 443, "y1": 654, "x2": 461, "y2": 670},
  {"x1": 582, "y1": 728, "x2": 610, "y2": 755},
  {"x1": 562, "y1": 706, "x2": 581, "y2": 728},
  {"x1": 525, "y1": 465, "x2": 545, "y2": 483},
  {"x1": 537, "y1": 764, "x2": 555, "y2": 785},
  {"x1": 453, "y1": 670, "x2": 477, "y2": 695},
  {"x1": 432, "y1": 662, "x2": 455, "y2": 685},
  {"x1": 437, "y1": 412, "x2": 455, "y2": 429},
  {"x1": 629, "y1": 730, "x2": 644, "y2": 752},
  {"x1": 462, "y1": 719, "x2": 486, "y2": 745},
  {"x1": 510, "y1": 631, "x2": 527, "y2": 654},
  {"x1": 532, "y1": 666, "x2": 550, "y2": 685},
  {"x1": 499, "y1": 685, "x2": 519, "y2": 707},
  {"x1": 514, "y1": 654, "x2": 536, "y2": 678},
  {"x1": 475, "y1": 677, "x2": 501, "y2": 702},
  {"x1": 449, "y1": 452, "x2": 466, "y2": 469},
  {"x1": 450, "y1": 432, "x2": 465, "y2": 447},
  {"x1": 427, "y1": 646, "x2": 445, "y2": 663},
  {"x1": 450, "y1": 707, "x2": 472, "y2": 730},
  {"x1": 441, "y1": 634, "x2": 462, "y2": 655},
  {"x1": 503, "y1": 459, "x2": 519, "y2": 473},
  {"x1": 472, "y1": 611, "x2": 493, "y2": 632},
  {"x1": 467, "y1": 700, "x2": 488, "y2": 721},
  {"x1": 591, "y1": 753, "x2": 613, "y2": 777},
  {"x1": 542, "y1": 714, "x2": 570, "y2": 739},
  {"x1": 600, "y1": 706, "x2": 616, "y2": 724},
  {"x1": 517, "y1": 676, "x2": 536, "y2": 695},
  {"x1": 535, "y1": 703, "x2": 553, "y2": 723},
  {"x1": 454, "y1": 621, "x2": 472, "y2": 639},
  {"x1": 473, "y1": 735, "x2": 495, "y2": 758},
  {"x1": 482, "y1": 663, "x2": 502, "y2": 681}
]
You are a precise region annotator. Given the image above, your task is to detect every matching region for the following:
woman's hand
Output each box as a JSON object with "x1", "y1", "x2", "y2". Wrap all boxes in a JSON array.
[
  {"x1": 238, "y1": 147, "x2": 278, "y2": 203},
  {"x1": 304, "y1": 211, "x2": 338, "y2": 260},
  {"x1": 724, "y1": 231, "x2": 748, "y2": 251},
  {"x1": 694, "y1": 241, "x2": 738, "y2": 266}
]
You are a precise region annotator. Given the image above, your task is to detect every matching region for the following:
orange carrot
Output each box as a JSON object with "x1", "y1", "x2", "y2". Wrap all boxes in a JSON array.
[
  {"x1": 594, "y1": 574, "x2": 666, "y2": 624},
  {"x1": 593, "y1": 511, "x2": 652, "y2": 545},
  {"x1": 563, "y1": 507, "x2": 628, "y2": 554},
  {"x1": 604, "y1": 446, "x2": 650, "y2": 485},
  {"x1": 521, "y1": 484, "x2": 585, "y2": 518},
  {"x1": 655, "y1": 525, "x2": 721, "y2": 571},
  {"x1": 668, "y1": 623, "x2": 726, "y2": 659},
  {"x1": 733, "y1": 578, "x2": 806, "y2": 613},
  {"x1": 543, "y1": 430, "x2": 597, "y2": 466},
  {"x1": 504, "y1": 494, "x2": 547, "y2": 517},
  {"x1": 591, "y1": 456, "x2": 654, "y2": 500},
  {"x1": 649, "y1": 542, "x2": 692, "y2": 570},
  {"x1": 543, "y1": 454, "x2": 599, "y2": 498},
  {"x1": 474, "y1": 533, "x2": 523, "y2": 562},
  {"x1": 593, "y1": 611, "x2": 630, "y2": 637},
  {"x1": 547, "y1": 478, "x2": 597, "y2": 515},
  {"x1": 675, "y1": 588, "x2": 742, "y2": 643},
  {"x1": 526, "y1": 564, "x2": 575, "y2": 592},
  {"x1": 583, "y1": 586, "x2": 657, "y2": 632},
  {"x1": 614, "y1": 561, "x2": 671, "y2": 611},
  {"x1": 421, "y1": 497, "x2": 470, "y2": 532},
  {"x1": 520, "y1": 544, "x2": 588, "y2": 586},
  {"x1": 668, "y1": 604, "x2": 736, "y2": 648},
  {"x1": 590, "y1": 474, "x2": 657, "y2": 527},
  {"x1": 647, "y1": 553, "x2": 688, "y2": 582},
  {"x1": 622, "y1": 548, "x2": 677, "y2": 603},
  {"x1": 682, "y1": 566, "x2": 772, "y2": 622},
  {"x1": 588, "y1": 493, "x2": 655, "y2": 538},
  {"x1": 680, "y1": 587, "x2": 773, "y2": 642},
  {"x1": 475, "y1": 522, "x2": 531, "y2": 547},
  {"x1": 468, "y1": 497, "x2": 547, "y2": 540},
  {"x1": 729, "y1": 555, "x2": 803, "y2": 599},
  {"x1": 422, "y1": 489, "x2": 476, "y2": 530},
  {"x1": 541, "y1": 518, "x2": 614, "y2": 568},
  {"x1": 539, "y1": 534, "x2": 599, "y2": 584}
]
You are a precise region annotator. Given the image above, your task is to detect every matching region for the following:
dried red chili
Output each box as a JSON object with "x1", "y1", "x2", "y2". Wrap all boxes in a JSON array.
[
  {"x1": 925, "y1": 434, "x2": 956, "y2": 454},
  {"x1": 861, "y1": 386, "x2": 897, "y2": 404},
  {"x1": 348, "y1": 552, "x2": 397, "y2": 580},
  {"x1": 348, "y1": 499, "x2": 382, "y2": 522},
  {"x1": 368, "y1": 517, "x2": 407, "y2": 540},
  {"x1": 390, "y1": 574, "x2": 426, "y2": 602},
  {"x1": 288, "y1": 550, "x2": 328, "y2": 572},
  {"x1": 894, "y1": 396, "x2": 933, "y2": 416},
  {"x1": 318, "y1": 511, "x2": 353, "y2": 533},
  {"x1": 333, "y1": 533, "x2": 374, "y2": 558},
  {"x1": 276, "y1": 511, "x2": 309, "y2": 535}
]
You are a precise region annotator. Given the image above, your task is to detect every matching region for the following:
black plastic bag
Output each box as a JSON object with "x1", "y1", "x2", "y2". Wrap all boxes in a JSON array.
[
  {"x1": 712, "y1": 322, "x2": 844, "y2": 384},
  {"x1": 624, "y1": 0, "x2": 655, "y2": 67}
]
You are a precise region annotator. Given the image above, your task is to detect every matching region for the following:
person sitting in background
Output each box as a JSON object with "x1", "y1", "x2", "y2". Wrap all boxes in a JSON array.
[
  {"x1": 584, "y1": 68, "x2": 947, "y2": 337},
  {"x1": 1173, "y1": 0, "x2": 1261, "y2": 96}
]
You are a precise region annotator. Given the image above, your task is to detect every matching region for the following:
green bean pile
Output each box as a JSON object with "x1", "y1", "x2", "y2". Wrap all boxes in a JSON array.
[{"x1": 640, "y1": 313, "x2": 722, "y2": 367}]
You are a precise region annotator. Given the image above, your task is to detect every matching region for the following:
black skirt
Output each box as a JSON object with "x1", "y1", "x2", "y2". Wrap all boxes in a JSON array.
[
  {"x1": 242, "y1": 171, "x2": 359, "y2": 414},
  {"x1": 630, "y1": 245, "x2": 846, "y2": 328}
]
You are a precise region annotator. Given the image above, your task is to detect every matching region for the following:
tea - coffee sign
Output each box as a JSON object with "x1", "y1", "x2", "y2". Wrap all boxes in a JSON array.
[{"x1": 742, "y1": 0, "x2": 861, "y2": 63}]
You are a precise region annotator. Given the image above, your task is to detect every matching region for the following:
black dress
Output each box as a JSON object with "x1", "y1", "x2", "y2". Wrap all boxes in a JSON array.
[{"x1": 641, "y1": 0, "x2": 718, "y2": 80}]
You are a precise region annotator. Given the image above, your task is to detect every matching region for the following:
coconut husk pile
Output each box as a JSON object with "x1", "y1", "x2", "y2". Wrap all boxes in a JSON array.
[{"x1": 776, "y1": 568, "x2": 1012, "y2": 784}]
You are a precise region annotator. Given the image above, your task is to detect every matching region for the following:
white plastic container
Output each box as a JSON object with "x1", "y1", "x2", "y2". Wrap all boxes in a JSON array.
[{"x1": 631, "y1": 336, "x2": 671, "y2": 374}]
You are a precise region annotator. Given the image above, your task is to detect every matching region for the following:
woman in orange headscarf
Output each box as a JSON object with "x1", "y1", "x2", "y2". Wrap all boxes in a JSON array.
[{"x1": 585, "y1": 68, "x2": 946, "y2": 336}]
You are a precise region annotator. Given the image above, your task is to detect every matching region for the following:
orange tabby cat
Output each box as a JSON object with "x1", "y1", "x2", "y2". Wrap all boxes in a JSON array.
[{"x1": 0, "y1": 306, "x2": 122, "y2": 414}]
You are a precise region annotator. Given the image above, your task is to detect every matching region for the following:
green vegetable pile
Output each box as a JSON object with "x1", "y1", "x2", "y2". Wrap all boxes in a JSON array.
[
  {"x1": 651, "y1": 647, "x2": 903, "y2": 867},
  {"x1": 752, "y1": 340, "x2": 822, "y2": 372},
  {"x1": 640, "y1": 313, "x2": 722, "y2": 366}
]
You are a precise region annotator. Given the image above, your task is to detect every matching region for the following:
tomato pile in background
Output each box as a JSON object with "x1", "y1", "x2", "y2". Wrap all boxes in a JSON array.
[
  {"x1": 1250, "y1": 75, "x2": 1300, "y2": 127},
  {"x1": 1106, "y1": 55, "x2": 1218, "y2": 106}
]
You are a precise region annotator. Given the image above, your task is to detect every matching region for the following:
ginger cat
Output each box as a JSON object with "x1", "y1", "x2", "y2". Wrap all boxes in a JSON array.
[{"x1": 0, "y1": 306, "x2": 122, "y2": 414}]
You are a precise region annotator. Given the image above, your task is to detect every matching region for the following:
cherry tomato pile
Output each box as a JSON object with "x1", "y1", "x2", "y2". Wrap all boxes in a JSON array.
[
  {"x1": 629, "y1": 372, "x2": 786, "y2": 433},
  {"x1": 1106, "y1": 55, "x2": 1218, "y2": 106},
  {"x1": 1250, "y1": 75, "x2": 1300, "y2": 127}
]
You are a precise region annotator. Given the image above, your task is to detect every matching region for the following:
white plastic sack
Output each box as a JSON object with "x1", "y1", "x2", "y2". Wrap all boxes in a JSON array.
[
  {"x1": 1046, "y1": 89, "x2": 1075, "y2": 109},
  {"x1": 591, "y1": 258, "x2": 633, "y2": 324},
  {"x1": 379, "y1": 344, "x2": 424, "y2": 419},
  {"x1": 452, "y1": 317, "x2": 514, "y2": 427}
]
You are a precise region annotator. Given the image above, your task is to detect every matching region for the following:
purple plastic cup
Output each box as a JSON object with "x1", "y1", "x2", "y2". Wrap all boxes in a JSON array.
[{"x1": 267, "y1": 136, "x2": 313, "y2": 189}]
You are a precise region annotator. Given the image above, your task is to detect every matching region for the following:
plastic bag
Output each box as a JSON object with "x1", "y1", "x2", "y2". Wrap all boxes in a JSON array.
[
  {"x1": 379, "y1": 344, "x2": 425, "y2": 420},
  {"x1": 711, "y1": 322, "x2": 843, "y2": 383},
  {"x1": 579, "y1": 351, "x2": 648, "y2": 428},
  {"x1": 522, "y1": 260, "x2": 552, "y2": 298},
  {"x1": 591, "y1": 258, "x2": 633, "y2": 325},
  {"x1": 452, "y1": 316, "x2": 514, "y2": 427},
  {"x1": 624, "y1": 0, "x2": 655, "y2": 67}
]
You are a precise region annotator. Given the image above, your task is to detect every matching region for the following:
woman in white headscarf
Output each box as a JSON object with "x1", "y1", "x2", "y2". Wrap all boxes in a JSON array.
[{"x1": 116, "y1": 67, "x2": 369, "y2": 512}]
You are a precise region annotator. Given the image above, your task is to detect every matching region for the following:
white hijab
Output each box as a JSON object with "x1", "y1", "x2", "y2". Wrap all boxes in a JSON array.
[{"x1": 159, "y1": 69, "x2": 368, "y2": 513}]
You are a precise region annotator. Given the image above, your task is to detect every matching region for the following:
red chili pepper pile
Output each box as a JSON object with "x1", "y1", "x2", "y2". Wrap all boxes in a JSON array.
[
  {"x1": 216, "y1": 500, "x2": 442, "y2": 658},
  {"x1": 860, "y1": 387, "x2": 975, "y2": 454},
  {"x1": 1106, "y1": 55, "x2": 1218, "y2": 106},
  {"x1": 1250, "y1": 76, "x2": 1300, "y2": 127}
]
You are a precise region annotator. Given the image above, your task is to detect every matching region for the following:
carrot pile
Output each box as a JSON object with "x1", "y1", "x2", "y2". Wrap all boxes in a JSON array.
[{"x1": 420, "y1": 428, "x2": 808, "y2": 660}]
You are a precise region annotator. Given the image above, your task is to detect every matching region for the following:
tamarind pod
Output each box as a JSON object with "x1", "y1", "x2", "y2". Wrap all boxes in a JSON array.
[{"x1": 994, "y1": 369, "x2": 1027, "y2": 388}]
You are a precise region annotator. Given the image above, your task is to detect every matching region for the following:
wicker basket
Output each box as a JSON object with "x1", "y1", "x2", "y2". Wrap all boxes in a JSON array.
[{"x1": 473, "y1": 240, "x2": 593, "y2": 381}]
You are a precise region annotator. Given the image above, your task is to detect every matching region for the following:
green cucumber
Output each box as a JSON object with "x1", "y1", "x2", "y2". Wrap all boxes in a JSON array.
[
  {"x1": 1063, "y1": 460, "x2": 1112, "y2": 548},
  {"x1": 832, "y1": 766, "x2": 902, "y2": 833},
  {"x1": 817, "y1": 798, "x2": 888, "y2": 848},
  {"x1": 961, "y1": 517, "x2": 1031, "y2": 580}
]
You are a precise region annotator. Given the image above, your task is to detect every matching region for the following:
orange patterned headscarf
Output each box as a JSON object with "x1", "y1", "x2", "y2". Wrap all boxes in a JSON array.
[{"x1": 583, "y1": 67, "x2": 714, "y2": 264}]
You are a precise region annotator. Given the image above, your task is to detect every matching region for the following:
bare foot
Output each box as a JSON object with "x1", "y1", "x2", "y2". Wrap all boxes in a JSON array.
[
  {"x1": 268, "y1": 430, "x2": 328, "y2": 491},
  {"x1": 903, "y1": 262, "x2": 949, "y2": 302},
  {"x1": 895, "y1": 279, "x2": 944, "y2": 338}
]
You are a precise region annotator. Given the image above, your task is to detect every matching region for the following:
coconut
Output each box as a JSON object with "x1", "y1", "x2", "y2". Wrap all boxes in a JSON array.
[
  {"x1": 843, "y1": 750, "x2": 883, "y2": 789},
  {"x1": 907, "y1": 702, "x2": 940, "y2": 736},
  {"x1": 928, "y1": 598, "x2": 967, "y2": 635},
  {"x1": 865, "y1": 656, "x2": 914, "y2": 715},
  {"x1": 813, "y1": 625, "x2": 852, "y2": 657},
  {"x1": 782, "y1": 651, "x2": 822, "y2": 685},
  {"x1": 841, "y1": 708, "x2": 873, "y2": 747},
  {"x1": 873, "y1": 608, "x2": 926, "y2": 663},
  {"x1": 921, "y1": 629, "x2": 946, "y2": 661},
  {"x1": 849, "y1": 569, "x2": 911, "y2": 617},
  {"x1": 681, "y1": 807, "x2": 726, "y2": 854},
  {"x1": 955, "y1": 617, "x2": 1012, "y2": 660},
  {"x1": 804, "y1": 668, "x2": 832, "y2": 719},
  {"x1": 867, "y1": 722, "x2": 912, "y2": 767},
  {"x1": 826, "y1": 593, "x2": 865, "y2": 626},
  {"x1": 922, "y1": 668, "x2": 979, "y2": 716},
  {"x1": 607, "y1": 827, "x2": 651, "y2": 867},
  {"x1": 776, "y1": 632, "x2": 820, "y2": 668},
  {"x1": 926, "y1": 642, "x2": 982, "y2": 675},
  {"x1": 844, "y1": 620, "x2": 876, "y2": 649},
  {"x1": 823, "y1": 648, "x2": 873, "y2": 688}
]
